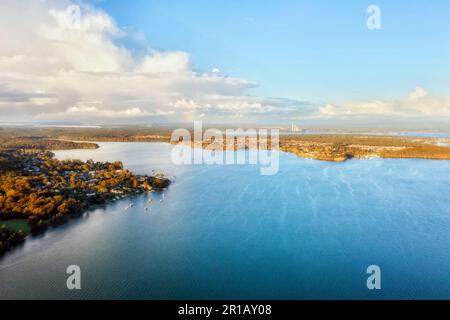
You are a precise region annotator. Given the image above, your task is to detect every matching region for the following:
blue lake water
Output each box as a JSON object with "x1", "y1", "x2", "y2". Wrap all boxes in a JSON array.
[{"x1": 1, "y1": 142, "x2": 449, "y2": 299}]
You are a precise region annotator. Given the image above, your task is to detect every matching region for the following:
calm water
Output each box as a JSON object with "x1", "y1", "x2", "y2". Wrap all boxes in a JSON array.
[{"x1": 1, "y1": 142, "x2": 449, "y2": 299}]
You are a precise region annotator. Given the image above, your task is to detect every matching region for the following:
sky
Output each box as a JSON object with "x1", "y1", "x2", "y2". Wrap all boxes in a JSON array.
[{"x1": 1, "y1": 0, "x2": 450, "y2": 127}]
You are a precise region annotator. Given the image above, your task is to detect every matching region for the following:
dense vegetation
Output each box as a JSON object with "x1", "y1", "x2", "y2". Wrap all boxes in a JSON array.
[
  {"x1": 0, "y1": 127, "x2": 173, "y2": 143},
  {"x1": 0, "y1": 140, "x2": 170, "y2": 257},
  {"x1": 279, "y1": 135, "x2": 450, "y2": 162},
  {"x1": 0, "y1": 137, "x2": 98, "y2": 150},
  {"x1": 0, "y1": 224, "x2": 26, "y2": 257}
]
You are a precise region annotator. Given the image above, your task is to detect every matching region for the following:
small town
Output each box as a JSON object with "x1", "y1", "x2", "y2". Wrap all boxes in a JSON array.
[{"x1": 0, "y1": 143, "x2": 170, "y2": 256}]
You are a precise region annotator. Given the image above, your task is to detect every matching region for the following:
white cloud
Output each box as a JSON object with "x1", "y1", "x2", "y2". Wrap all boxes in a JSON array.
[
  {"x1": 1, "y1": 1, "x2": 448, "y2": 125},
  {"x1": 0, "y1": 0, "x2": 294, "y2": 123},
  {"x1": 173, "y1": 95, "x2": 299, "y2": 116},
  {"x1": 319, "y1": 87, "x2": 450, "y2": 117},
  {"x1": 50, "y1": 104, "x2": 174, "y2": 119},
  {"x1": 67, "y1": 106, "x2": 99, "y2": 113},
  {"x1": 137, "y1": 52, "x2": 191, "y2": 74},
  {"x1": 408, "y1": 86, "x2": 428, "y2": 100}
]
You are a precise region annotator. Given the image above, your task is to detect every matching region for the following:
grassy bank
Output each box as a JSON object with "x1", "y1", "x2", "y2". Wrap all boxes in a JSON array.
[{"x1": 2, "y1": 219, "x2": 30, "y2": 235}]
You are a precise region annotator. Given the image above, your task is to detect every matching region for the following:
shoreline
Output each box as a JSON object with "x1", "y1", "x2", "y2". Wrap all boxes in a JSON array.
[
  {"x1": 2, "y1": 127, "x2": 450, "y2": 163},
  {"x1": 55, "y1": 137, "x2": 450, "y2": 163},
  {"x1": 2, "y1": 134, "x2": 450, "y2": 257}
]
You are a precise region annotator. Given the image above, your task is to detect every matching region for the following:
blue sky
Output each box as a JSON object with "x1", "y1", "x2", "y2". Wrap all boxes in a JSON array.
[
  {"x1": 1, "y1": 0, "x2": 450, "y2": 126},
  {"x1": 94, "y1": 0, "x2": 450, "y2": 103}
]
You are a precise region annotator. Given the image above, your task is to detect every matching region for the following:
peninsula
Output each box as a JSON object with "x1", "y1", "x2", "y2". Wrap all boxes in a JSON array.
[
  {"x1": 279, "y1": 134, "x2": 450, "y2": 162},
  {"x1": 0, "y1": 138, "x2": 170, "y2": 257}
]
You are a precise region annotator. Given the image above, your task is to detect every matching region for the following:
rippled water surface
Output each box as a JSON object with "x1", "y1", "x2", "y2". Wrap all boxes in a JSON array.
[{"x1": 1, "y1": 142, "x2": 449, "y2": 299}]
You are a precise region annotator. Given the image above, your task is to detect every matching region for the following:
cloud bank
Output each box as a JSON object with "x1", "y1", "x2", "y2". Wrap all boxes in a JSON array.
[
  {"x1": 320, "y1": 87, "x2": 450, "y2": 118},
  {"x1": 0, "y1": 0, "x2": 309, "y2": 124}
]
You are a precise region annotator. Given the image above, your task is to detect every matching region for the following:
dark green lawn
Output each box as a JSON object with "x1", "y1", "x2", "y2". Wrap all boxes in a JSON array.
[{"x1": 2, "y1": 219, "x2": 30, "y2": 235}]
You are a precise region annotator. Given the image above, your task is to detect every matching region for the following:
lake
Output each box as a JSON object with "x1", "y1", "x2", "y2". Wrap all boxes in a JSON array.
[{"x1": 1, "y1": 142, "x2": 449, "y2": 299}]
